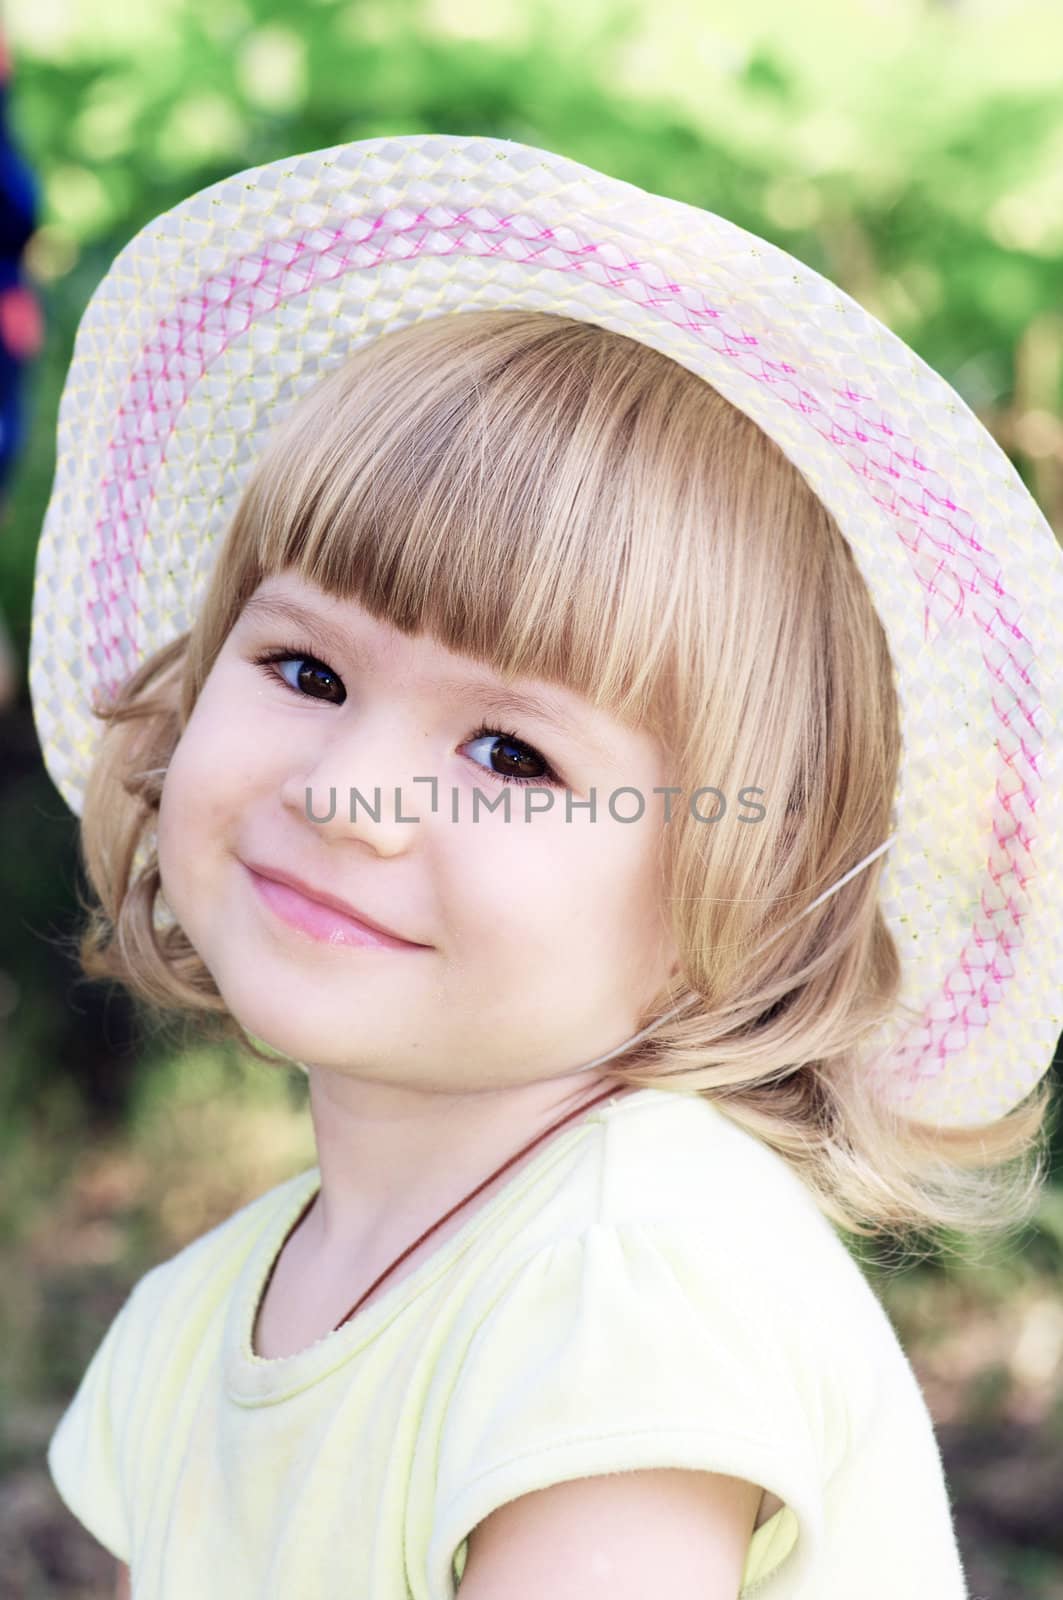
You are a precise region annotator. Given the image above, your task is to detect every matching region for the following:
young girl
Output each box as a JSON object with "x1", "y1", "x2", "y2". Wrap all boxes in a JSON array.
[{"x1": 32, "y1": 134, "x2": 1063, "y2": 1599}]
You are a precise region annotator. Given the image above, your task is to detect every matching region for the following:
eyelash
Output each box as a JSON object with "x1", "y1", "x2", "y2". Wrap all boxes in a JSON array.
[
  {"x1": 249, "y1": 644, "x2": 565, "y2": 789},
  {"x1": 464, "y1": 722, "x2": 562, "y2": 788}
]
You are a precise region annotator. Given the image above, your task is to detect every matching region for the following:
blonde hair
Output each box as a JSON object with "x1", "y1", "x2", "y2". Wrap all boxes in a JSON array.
[{"x1": 77, "y1": 308, "x2": 1053, "y2": 1253}]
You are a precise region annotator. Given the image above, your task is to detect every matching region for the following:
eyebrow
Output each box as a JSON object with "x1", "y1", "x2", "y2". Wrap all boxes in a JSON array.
[{"x1": 238, "y1": 593, "x2": 621, "y2": 762}]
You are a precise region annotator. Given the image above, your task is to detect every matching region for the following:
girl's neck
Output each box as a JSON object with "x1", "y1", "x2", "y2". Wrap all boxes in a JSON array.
[{"x1": 301, "y1": 1066, "x2": 619, "y2": 1263}]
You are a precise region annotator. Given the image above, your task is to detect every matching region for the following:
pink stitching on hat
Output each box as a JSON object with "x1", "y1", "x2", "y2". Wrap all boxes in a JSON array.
[{"x1": 85, "y1": 204, "x2": 1041, "y2": 1101}]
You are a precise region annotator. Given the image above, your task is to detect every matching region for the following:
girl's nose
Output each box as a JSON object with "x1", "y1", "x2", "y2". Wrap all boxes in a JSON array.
[{"x1": 278, "y1": 713, "x2": 431, "y2": 855}]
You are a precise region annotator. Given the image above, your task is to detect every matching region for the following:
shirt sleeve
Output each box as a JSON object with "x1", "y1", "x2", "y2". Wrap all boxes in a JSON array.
[
  {"x1": 427, "y1": 1219, "x2": 831, "y2": 1598},
  {"x1": 46, "y1": 1273, "x2": 154, "y2": 1564}
]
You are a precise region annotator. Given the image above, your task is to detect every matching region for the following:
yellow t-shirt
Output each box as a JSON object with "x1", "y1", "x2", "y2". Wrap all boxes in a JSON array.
[{"x1": 47, "y1": 1086, "x2": 969, "y2": 1597}]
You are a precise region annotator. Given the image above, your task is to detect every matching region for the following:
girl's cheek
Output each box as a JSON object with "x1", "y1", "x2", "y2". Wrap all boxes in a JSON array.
[
  {"x1": 158, "y1": 733, "x2": 212, "y2": 870},
  {"x1": 157, "y1": 762, "x2": 192, "y2": 884}
]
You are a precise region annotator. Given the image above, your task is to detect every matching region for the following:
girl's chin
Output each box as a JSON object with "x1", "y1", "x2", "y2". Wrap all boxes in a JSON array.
[{"x1": 221, "y1": 1006, "x2": 408, "y2": 1074}]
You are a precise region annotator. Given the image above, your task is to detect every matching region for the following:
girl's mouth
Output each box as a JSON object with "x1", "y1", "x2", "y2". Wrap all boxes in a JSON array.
[{"x1": 243, "y1": 864, "x2": 430, "y2": 952}]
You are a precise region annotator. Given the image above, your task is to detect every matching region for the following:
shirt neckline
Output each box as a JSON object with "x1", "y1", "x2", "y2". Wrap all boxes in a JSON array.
[{"x1": 224, "y1": 1085, "x2": 671, "y2": 1405}]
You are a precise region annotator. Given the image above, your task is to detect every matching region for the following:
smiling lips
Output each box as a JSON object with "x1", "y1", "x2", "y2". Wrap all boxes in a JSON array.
[{"x1": 242, "y1": 861, "x2": 430, "y2": 951}]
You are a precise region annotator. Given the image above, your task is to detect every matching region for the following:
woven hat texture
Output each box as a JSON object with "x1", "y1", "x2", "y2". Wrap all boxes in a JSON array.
[{"x1": 28, "y1": 132, "x2": 1063, "y2": 1129}]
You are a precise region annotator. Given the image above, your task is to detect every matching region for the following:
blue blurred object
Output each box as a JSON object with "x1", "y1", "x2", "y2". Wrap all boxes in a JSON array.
[
  {"x1": 0, "y1": 28, "x2": 43, "y2": 707},
  {"x1": 0, "y1": 28, "x2": 42, "y2": 494}
]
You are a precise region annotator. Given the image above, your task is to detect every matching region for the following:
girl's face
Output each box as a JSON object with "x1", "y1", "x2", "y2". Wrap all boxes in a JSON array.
[{"x1": 157, "y1": 570, "x2": 680, "y2": 1093}]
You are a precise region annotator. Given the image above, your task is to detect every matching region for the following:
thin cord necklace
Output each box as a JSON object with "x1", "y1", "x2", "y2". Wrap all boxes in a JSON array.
[{"x1": 258, "y1": 1080, "x2": 637, "y2": 1341}]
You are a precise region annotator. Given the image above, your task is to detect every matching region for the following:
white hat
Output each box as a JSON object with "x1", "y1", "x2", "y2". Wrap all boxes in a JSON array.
[{"x1": 28, "y1": 133, "x2": 1063, "y2": 1129}]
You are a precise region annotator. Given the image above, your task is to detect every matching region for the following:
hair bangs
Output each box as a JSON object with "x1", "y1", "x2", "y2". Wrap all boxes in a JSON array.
[{"x1": 222, "y1": 310, "x2": 700, "y2": 737}]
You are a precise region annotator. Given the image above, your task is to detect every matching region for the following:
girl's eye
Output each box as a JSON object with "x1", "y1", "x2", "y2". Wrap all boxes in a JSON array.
[
  {"x1": 461, "y1": 724, "x2": 562, "y2": 789},
  {"x1": 252, "y1": 647, "x2": 346, "y2": 704}
]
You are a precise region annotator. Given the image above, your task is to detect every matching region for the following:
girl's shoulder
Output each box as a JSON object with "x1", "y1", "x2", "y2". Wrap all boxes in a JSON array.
[
  {"x1": 46, "y1": 1168, "x2": 317, "y2": 1564},
  {"x1": 595, "y1": 1087, "x2": 887, "y2": 1315},
  {"x1": 596, "y1": 1087, "x2": 836, "y2": 1238},
  {"x1": 585, "y1": 1088, "x2": 905, "y2": 1422}
]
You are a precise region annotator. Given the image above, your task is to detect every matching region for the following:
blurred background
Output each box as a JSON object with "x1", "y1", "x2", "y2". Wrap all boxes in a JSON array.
[{"x1": 0, "y1": 0, "x2": 1062, "y2": 1593}]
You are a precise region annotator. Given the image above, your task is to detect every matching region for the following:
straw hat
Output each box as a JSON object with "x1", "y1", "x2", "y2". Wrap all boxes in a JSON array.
[{"x1": 28, "y1": 133, "x2": 1063, "y2": 1129}]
